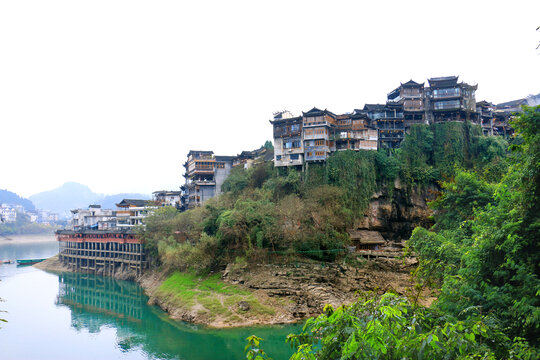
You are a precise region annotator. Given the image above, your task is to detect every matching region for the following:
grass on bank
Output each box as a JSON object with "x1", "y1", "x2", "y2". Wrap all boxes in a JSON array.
[{"x1": 156, "y1": 272, "x2": 274, "y2": 323}]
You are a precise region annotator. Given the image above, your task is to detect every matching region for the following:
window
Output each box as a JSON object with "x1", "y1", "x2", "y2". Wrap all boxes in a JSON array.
[
  {"x1": 434, "y1": 100, "x2": 460, "y2": 110},
  {"x1": 276, "y1": 155, "x2": 281, "y2": 161},
  {"x1": 433, "y1": 88, "x2": 460, "y2": 98},
  {"x1": 315, "y1": 139, "x2": 325, "y2": 146},
  {"x1": 196, "y1": 161, "x2": 214, "y2": 170},
  {"x1": 284, "y1": 142, "x2": 292, "y2": 149},
  {"x1": 290, "y1": 154, "x2": 299, "y2": 160},
  {"x1": 291, "y1": 124, "x2": 299, "y2": 131},
  {"x1": 315, "y1": 151, "x2": 325, "y2": 156},
  {"x1": 292, "y1": 140, "x2": 301, "y2": 148}
]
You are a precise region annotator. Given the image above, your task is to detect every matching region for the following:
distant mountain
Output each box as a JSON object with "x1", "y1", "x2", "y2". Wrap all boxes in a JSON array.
[
  {"x1": 0, "y1": 189, "x2": 35, "y2": 211},
  {"x1": 29, "y1": 182, "x2": 150, "y2": 215}
]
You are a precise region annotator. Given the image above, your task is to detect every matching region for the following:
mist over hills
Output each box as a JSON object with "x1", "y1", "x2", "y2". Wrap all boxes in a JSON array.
[
  {"x1": 28, "y1": 182, "x2": 150, "y2": 216},
  {"x1": 0, "y1": 189, "x2": 35, "y2": 211}
]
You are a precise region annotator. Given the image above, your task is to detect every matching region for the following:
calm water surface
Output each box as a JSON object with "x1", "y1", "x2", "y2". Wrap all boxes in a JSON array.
[{"x1": 0, "y1": 235, "x2": 300, "y2": 360}]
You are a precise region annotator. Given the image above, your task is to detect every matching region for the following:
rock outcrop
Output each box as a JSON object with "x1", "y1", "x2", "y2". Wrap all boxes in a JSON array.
[
  {"x1": 356, "y1": 180, "x2": 438, "y2": 242},
  {"x1": 223, "y1": 258, "x2": 423, "y2": 321}
]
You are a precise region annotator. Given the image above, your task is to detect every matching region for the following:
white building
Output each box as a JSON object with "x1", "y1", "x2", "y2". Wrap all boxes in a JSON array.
[
  {"x1": 0, "y1": 206, "x2": 17, "y2": 223},
  {"x1": 71, "y1": 205, "x2": 115, "y2": 230},
  {"x1": 152, "y1": 190, "x2": 181, "y2": 208},
  {"x1": 115, "y1": 199, "x2": 156, "y2": 229}
]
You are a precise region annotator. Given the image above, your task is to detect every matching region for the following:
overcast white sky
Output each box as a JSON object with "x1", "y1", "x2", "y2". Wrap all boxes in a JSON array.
[{"x1": 1, "y1": 0, "x2": 539, "y2": 198}]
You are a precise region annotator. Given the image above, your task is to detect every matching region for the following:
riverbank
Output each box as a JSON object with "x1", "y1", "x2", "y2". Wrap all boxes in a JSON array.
[
  {"x1": 140, "y1": 257, "x2": 427, "y2": 328},
  {"x1": 36, "y1": 254, "x2": 432, "y2": 328}
]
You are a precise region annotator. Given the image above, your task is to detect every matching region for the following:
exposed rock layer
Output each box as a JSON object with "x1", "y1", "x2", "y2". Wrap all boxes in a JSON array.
[
  {"x1": 222, "y1": 258, "x2": 422, "y2": 321},
  {"x1": 357, "y1": 181, "x2": 438, "y2": 241}
]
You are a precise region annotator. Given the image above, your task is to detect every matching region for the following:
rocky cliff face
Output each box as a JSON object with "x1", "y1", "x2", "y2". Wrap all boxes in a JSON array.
[
  {"x1": 223, "y1": 258, "x2": 426, "y2": 321},
  {"x1": 356, "y1": 180, "x2": 439, "y2": 242}
]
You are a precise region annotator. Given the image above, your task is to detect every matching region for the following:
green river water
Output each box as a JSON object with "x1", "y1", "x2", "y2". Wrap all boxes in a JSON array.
[{"x1": 0, "y1": 236, "x2": 301, "y2": 360}]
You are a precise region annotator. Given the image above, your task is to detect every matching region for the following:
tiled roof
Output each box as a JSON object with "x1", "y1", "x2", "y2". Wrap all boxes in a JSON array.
[
  {"x1": 116, "y1": 199, "x2": 150, "y2": 207},
  {"x1": 401, "y1": 79, "x2": 424, "y2": 87}
]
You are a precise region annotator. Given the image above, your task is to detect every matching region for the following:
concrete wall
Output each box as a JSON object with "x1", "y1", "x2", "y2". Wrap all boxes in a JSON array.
[{"x1": 215, "y1": 162, "x2": 232, "y2": 195}]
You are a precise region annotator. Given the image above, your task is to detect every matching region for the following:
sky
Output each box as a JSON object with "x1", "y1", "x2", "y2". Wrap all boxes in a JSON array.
[{"x1": 1, "y1": 0, "x2": 539, "y2": 198}]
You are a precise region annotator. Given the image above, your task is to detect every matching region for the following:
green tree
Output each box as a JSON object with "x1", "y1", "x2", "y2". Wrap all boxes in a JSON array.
[
  {"x1": 409, "y1": 106, "x2": 540, "y2": 344},
  {"x1": 244, "y1": 335, "x2": 272, "y2": 360},
  {"x1": 283, "y1": 293, "x2": 537, "y2": 359},
  {"x1": 221, "y1": 167, "x2": 250, "y2": 194}
]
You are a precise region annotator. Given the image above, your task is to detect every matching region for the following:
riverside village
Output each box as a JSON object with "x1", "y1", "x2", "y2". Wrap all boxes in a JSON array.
[
  {"x1": 50, "y1": 76, "x2": 535, "y2": 276},
  {"x1": 4, "y1": 75, "x2": 540, "y2": 359},
  {"x1": 2, "y1": 1, "x2": 539, "y2": 358}
]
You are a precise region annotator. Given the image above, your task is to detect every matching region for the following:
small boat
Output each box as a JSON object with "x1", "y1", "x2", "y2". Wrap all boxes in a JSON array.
[
  {"x1": 16, "y1": 258, "x2": 46, "y2": 266},
  {"x1": 0, "y1": 259, "x2": 15, "y2": 264}
]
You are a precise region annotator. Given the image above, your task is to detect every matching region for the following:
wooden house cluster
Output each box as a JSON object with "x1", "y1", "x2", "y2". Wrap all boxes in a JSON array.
[
  {"x1": 271, "y1": 75, "x2": 529, "y2": 159},
  {"x1": 271, "y1": 108, "x2": 378, "y2": 167}
]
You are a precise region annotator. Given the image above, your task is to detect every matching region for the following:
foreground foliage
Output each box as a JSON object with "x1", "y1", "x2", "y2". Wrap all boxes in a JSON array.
[
  {"x1": 409, "y1": 106, "x2": 540, "y2": 345},
  {"x1": 246, "y1": 293, "x2": 538, "y2": 360},
  {"x1": 242, "y1": 108, "x2": 539, "y2": 359}
]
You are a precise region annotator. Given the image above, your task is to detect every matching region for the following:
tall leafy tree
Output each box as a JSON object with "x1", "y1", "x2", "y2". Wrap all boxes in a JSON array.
[{"x1": 410, "y1": 106, "x2": 540, "y2": 344}]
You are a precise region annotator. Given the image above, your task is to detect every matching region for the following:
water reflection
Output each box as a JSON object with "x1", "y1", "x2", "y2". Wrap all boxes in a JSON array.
[
  {"x1": 55, "y1": 272, "x2": 300, "y2": 360},
  {"x1": 57, "y1": 273, "x2": 146, "y2": 325}
]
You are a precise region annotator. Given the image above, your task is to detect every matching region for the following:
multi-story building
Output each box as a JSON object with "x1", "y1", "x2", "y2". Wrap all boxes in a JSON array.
[
  {"x1": 476, "y1": 100, "x2": 495, "y2": 135},
  {"x1": 492, "y1": 93, "x2": 540, "y2": 137},
  {"x1": 71, "y1": 205, "x2": 115, "y2": 231},
  {"x1": 232, "y1": 147, "x2": 270, "y2": 169},
  {"x1": 37, "y1": 209, "x2": 59, "y2": 224},
  {"x1": 152, "y1": 190, "x2": 182, "y2": 208},
  {"x1": 387, "y1": 80, "x2": 426, "y2": 128},
  {"x1": 27, "y1": 212, "x2": 38, "y2": 223},
  {"x1": 182, "y1": 150, "x2": 234, "y2": 209},
  {"x1": 270, "y1": 111, "x2": 304, "y2": 167},
  {"x1": 335, "y1": 111, "x2": 378, "y2": 151},
  {"x1": 425, "y1": 76, "x2": 477, "y2": 123},
  {"x1": 0, "y1": 205, "x2": 17, "y2": 223},
  {"x1": 215, "y1": 155, "x2": 235, "y2": 192},
  {"x1": 183, "y1": 150, "x2": 217, "y2": 209},
  {"x1": 363, "y1": 104, "x2": 404, "y2": 149},
  {"x1": 57, "y1": 230, "x2": 148, "y2": 276},
  {"x1": 115, "y1": 199, "x2": 155, "y2": 229},
  {"x1": 68, "y1": 200, "x2": 154, "y2": 231},
  {"x1": 303, "y1": 107, "x2": 337, "y2": 162},
  {"x1": 270, "y1": 107, "x2": 379, "y2": 167}
]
